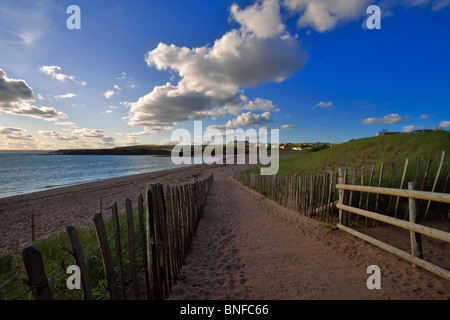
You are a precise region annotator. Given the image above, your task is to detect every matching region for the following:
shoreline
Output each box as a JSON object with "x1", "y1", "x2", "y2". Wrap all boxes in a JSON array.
[
  {"x1": 0, "y1": 162, "x2": 195, "y2": 200},
  {"x1": 0, "y1": 153, "x2": 288, "y2": 255},
  {"x1": 0, "y1": 162, "x2": 237, "y2": 255}
]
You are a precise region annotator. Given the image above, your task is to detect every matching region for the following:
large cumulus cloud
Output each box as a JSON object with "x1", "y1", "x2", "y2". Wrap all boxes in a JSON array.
[{"x1": 127, "y1": 0, "x2": 308, "y2": 133}]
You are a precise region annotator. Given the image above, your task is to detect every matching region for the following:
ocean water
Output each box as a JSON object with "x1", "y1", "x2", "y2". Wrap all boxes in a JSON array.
[{"x1": 0, "y1": 152, "x2": 194, "y2": 198}]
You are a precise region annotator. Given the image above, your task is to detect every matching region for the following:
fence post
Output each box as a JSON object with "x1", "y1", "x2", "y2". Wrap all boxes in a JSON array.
[
  {"x1": 408, "y1": 182, "x2": 423, "y2": 264},
  {"x1": 138, "y1": 193, "x2": 151, "y2": 300},
  {"x1": 424, "y1": 151, "x2": 445, "y2": 220},
  {"x1": 30, "y1": 212, "x2": 35, "y2": 243},
  {"x1": 66, "y1": 225, "x2": 93, "y2": 300},
  {"x1": 21, "y1": 246, "x2": 53, "y2": 300},
  {"x1": 93, "y1": 212, "x2": 117, "y2": 300},
  {"x1": 111, "y1": 201, "x2": 127, "y2": 300},
  {"x1": 146, "y1": 184, "x2": 160, "y2": 300},
  {"x1": 338, "y1": 168, "x2": 349, "y2": 226},
  {"x1": 126, "y1": 198, "x2": 141, "y2": 300}
]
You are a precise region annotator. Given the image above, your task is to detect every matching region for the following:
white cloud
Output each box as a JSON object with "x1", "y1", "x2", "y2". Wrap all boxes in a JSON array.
[
  {"x1": 117, "y1": 72, "x2": 128, "y2": 80},
  {"x1": 432, "y1": 0, "x2": 450, "y2": 10},
  {"x1": 207, "y1": 111, "x2": 272, "y2": 130},
  {"x1": 283, "y1": 0, "x2": 450, "y2": 33},
  {"x1": 2, "y1": 101, "x2": 68, "y2": 121},
  {"x1": 230, "y1": 0, "x2": 285, "y2": 38},
  {"x1": 0, "y1": 126, "x2": 34, "y2": 140},
  {"x1": 284, "y1": 0, "x2": 371, "y2": 32},
  {"x1": 54, "y1": 93, "x2": 77, "y2": 99},
  {"x1": 72, "y1": 128, "x2": 116, "y2": 146},
  {"x1": 281, "y1": 124, "x2": 298, "y2": 129},
  {"x1": 440, "y1": 121, "x2": 450, "y2": 128},
  {"x1": 74, "y1": 128, "x2": 107, "y2": 138},
  {"x1": 418, "y1": 113, "x2": 435, "y2": 120},
  {"x1": 242, "y1": 98, "x2": 280, "y2": 112},
  {"x1": 103, "y1": 85, "x2": 121, "y2": 99},
  {"x1": 0, "y1": 68, "x2": 68, "y2": 120},
  {"x1": 0, "y1": 68, "x2": 34, "y2": 102},
  {"x1": 0, "y1": 4, "x2": 50, "y2": 46},
  {"x1": 129, "y1": 2, "x2": 308, "y2": 133},
  {"x1": 402, "y1": 125, "x2": 421, "y2": 132},
  {"x1": 39, "y1": 66, "x2": 86, "y2": 86},
  {"x1": 39, "y1": 130, "x2": 79, "y2": 141},
  {"x1": 103, "y1": 89, "x2": 115, "y2": 99},
  {"x1": 55, "y1": 121, "x2": 77, "y2": 127},
  {"x1": 362, "y1": 113, "x2": 404, "y2": 125},
  {"x1": 313, "y1": 101, "x2": 332, "y2": 109}
]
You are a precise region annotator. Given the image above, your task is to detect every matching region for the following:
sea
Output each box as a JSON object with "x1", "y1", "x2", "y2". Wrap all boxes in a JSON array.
[{"x1": 0, "y1": 151, "x2": 196, "y2": 199}]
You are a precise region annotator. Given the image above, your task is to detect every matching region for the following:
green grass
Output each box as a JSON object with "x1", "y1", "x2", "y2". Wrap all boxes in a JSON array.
[
  {"x1": 252, "y1": 131, "x2": 450, "y2": 190},
  {"x1": 0, "y1": 209, "x2": 144, "y2": 300}
]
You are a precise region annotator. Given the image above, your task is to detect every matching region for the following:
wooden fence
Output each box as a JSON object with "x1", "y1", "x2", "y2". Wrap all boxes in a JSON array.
[
  {"x1": 336, "y1": 168, "x2": 450, "y2": 281},
  {"x1": 234, "y1": 151, "x2": 449, "y2": 224},
  {"x1": 13, "y1": 174, "x2": 214, "y2": 300},
  {"x1": 234, "y1": 170, "x2": 340, "y2": 223}
]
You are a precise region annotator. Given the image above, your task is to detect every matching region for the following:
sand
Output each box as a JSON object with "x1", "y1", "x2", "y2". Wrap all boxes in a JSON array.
[
  {"x1": 1, "y1": 161, "x2": 449, "y2": 300},
  {"x1": 168, "y1": 166, "x2": 450, "y2": 300},
  {"x1": 0, "y1": 163, "x2": 224, "y2": 254}
]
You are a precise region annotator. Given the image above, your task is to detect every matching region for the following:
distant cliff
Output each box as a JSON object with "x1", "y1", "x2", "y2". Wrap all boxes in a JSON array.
[{"x1": 51, "y1": 145, "x2": 174, "y2": 156}]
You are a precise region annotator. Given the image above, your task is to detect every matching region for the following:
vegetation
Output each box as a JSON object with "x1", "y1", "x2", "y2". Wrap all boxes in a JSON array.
[
  {"x1": 252, "y1": 131, "x2": 450, "y2": 190},
  {"x1": 53, "y1": 144, "x2": 174, "y2": 156},
  {"x1": 0, "y1": 209, "x2": 143, "y2": 300}
]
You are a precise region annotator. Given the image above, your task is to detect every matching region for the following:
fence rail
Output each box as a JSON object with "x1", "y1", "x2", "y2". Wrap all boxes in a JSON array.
[
  {"x1": 5, "y1": 174, "x2": 213, "y2": 300},
  {"x1": 234, "y1": 152, "x2": 449, "y2": 224},
  {"x1": 234, "y1": 153, "x2": 449, "y2": 281},
  {"x1": 336, "y1": 168, "x2": 450, "y2": 281}
]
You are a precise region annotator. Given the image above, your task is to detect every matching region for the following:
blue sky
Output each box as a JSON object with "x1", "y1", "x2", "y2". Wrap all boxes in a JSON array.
[{"x1": 0, "y1": 0, "x2": 449, "y2": 150}]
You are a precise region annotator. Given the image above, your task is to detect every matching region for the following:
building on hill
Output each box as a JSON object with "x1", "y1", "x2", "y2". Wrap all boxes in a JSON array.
[{"x1": 377, "y1": 129, "x2": 400, "y2": 136}]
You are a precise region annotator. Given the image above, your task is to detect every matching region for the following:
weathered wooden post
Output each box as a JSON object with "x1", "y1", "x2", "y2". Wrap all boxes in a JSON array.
[
  {"x1": 30, "y1": 212, "x2": 35, "y2": 243},
  {"x1": 146, "y1": 184, "x2": 160, "y2": 300},
  {"x1": 111, "y1": 202, "x2": 126, "y2": 300},
  {"x1": 93, "y1": 212, "x2": 117, "y2": 300},
  {"x1": 338, "y1": 168, "x2": 349, "y2": 226},
  {"x1": 66, "y1": 225, "x2": 93, "y2": 300},
  {"x1": 138, "y1": 193, "x2": 151, "y2": 300},
  {"x1": 22, "y1": 246, "x2": 53, "y2": 300},
  {"x1": 126, "y1": 199, "x2": 140, "y2": 299},
  {"x1": 408, "y1": 182, "x2": 423, "y2": 264}
]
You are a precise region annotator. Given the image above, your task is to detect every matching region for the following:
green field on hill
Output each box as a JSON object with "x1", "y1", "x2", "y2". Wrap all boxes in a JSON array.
[{"x1": 256, "y1": 131, "x2": 450, "y2": 190}]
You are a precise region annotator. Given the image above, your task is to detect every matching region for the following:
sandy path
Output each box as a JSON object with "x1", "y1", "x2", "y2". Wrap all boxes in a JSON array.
[
  {"x1": 1, "y1": 159, "x2": 449, "y2": 300},
  {"x1": 169, "y1": 166, "x2": 450, "y2": 300}
]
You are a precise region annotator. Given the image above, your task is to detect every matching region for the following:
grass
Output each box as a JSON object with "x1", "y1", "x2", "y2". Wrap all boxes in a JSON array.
[
  {"x1": 0, "y1": 209, "x2": 144, "y2": 300},
  {"x1": 252, "y1": 131, "x2": 449, "y2": 190}
]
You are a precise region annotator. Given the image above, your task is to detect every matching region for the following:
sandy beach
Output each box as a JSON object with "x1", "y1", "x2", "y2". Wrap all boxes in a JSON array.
[
  {"x1": 0, "y1": 162, "x2": 227, "y2": 254},
  {"x1": 1, "y1": 161, "x2": 449, "y2": 300}
]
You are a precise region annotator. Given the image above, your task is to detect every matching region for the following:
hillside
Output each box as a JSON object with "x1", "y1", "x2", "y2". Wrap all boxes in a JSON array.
[
  {"x1": 51, "y1": 145, "x2": 174, "y2": 156},
  {"x1": 269, "y1": 131, "x2": 450, "y2": 189}
]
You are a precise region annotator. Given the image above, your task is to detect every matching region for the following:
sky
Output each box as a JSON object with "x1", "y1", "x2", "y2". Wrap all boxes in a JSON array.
[{"x1": 0, "y1": 0, "x2": 449, "y2": 150}]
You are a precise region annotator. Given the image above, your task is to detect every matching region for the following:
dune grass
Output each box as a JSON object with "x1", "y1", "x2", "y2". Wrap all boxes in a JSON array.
[
  {"x1": 0, "y1": 209, "x2": 143, "y2": 300},
  {"x1": 251, "y1": 130, "x2": 450, "y2": 191}
]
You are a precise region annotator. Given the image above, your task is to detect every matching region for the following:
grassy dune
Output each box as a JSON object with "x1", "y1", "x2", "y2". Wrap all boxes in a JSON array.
[{"x1": 277, "y1": 131, "x2": 449, "y2": 177}]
